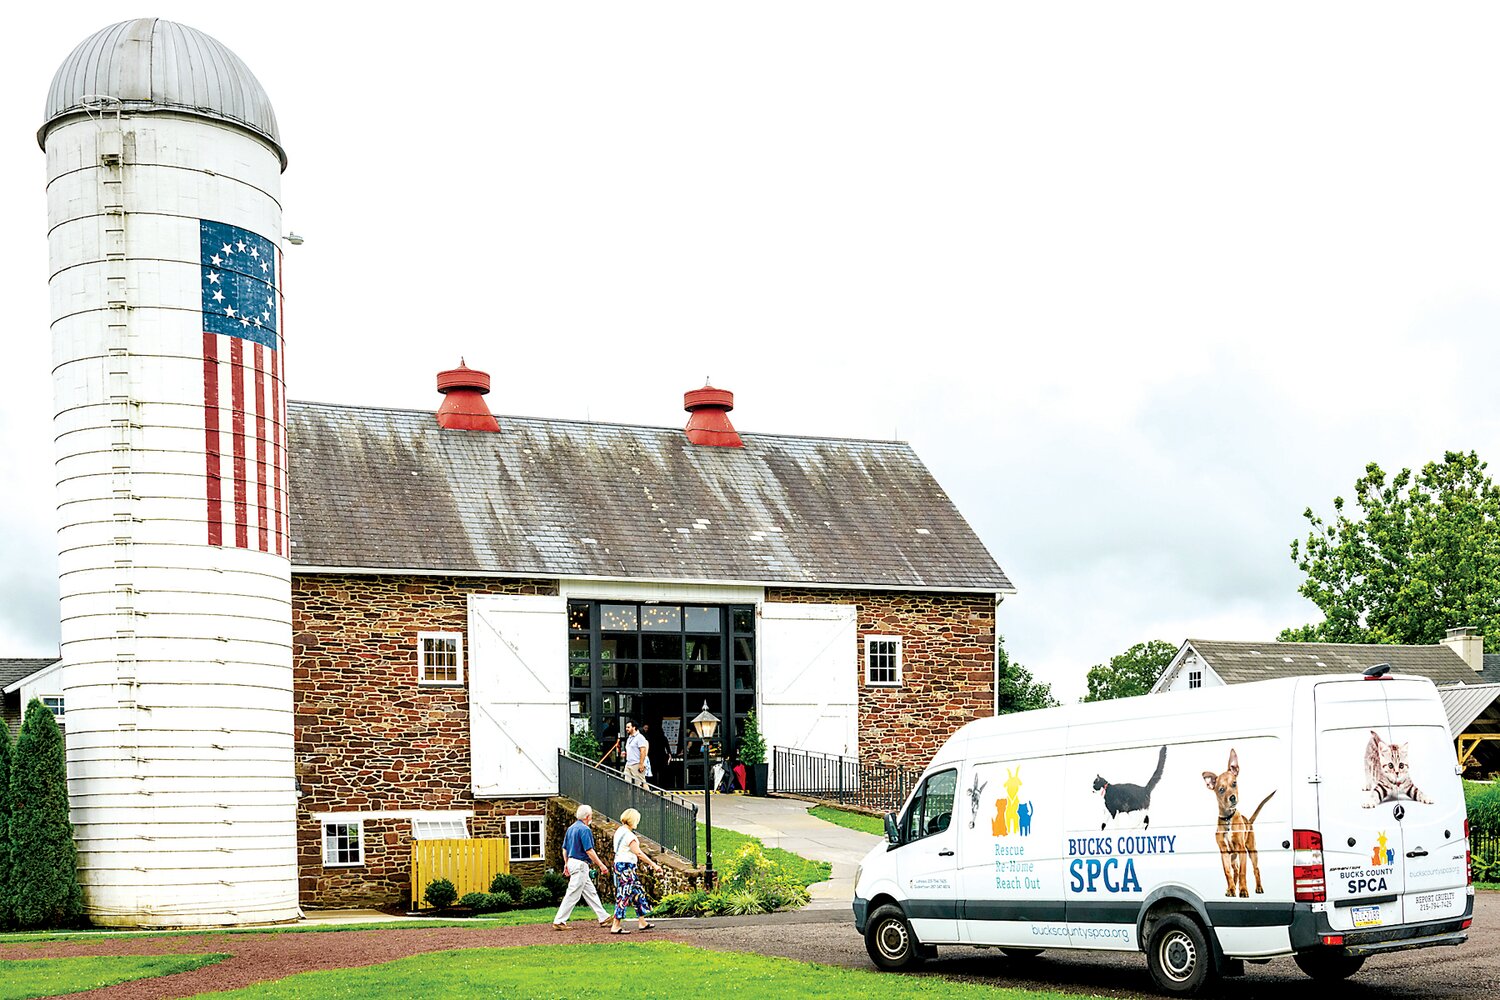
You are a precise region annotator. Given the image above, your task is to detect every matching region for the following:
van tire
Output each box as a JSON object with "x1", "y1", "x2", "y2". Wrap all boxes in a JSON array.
[
  {"x1": 865, "y1": 904, "x2": 926, "y2": 970},
  {"x1": 1294, "y1": 950, "x2": 1365, "y2": 981},
  {"x1": 1146, "y1": 914, "x2": 1217, "y2": 995}
]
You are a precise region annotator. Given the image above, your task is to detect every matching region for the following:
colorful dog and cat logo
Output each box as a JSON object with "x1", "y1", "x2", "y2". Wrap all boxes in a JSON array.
[
  {"x1": 1371, "y1": 831, "x2": 1394, "y2": 867},
  {"x1": 990, "y1": 766, "x2": 1034, "y2": 837}
]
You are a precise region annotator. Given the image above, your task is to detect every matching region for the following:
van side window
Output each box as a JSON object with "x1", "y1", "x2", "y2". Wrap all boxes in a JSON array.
[{"x1": 902, "y1": 768, "x2": 957, "y2": 842}]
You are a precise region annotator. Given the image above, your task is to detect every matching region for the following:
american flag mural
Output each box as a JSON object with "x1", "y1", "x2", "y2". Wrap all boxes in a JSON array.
[{"x1": 199, "y1": 220, "x2": 287, "y2": 553}]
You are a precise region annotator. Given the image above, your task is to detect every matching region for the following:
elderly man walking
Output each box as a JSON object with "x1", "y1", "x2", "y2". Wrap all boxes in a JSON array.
[{"x1": 552, "y1": 803, "x2": 611, "y2": 930}]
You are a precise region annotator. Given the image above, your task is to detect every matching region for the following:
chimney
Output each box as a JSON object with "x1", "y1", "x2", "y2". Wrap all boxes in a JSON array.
[
  {"x1": 1441, "y1": 625, "x2": 1484, "y2": 672},
  {"x1": 684, "y1": 383, "x2": 744, "y2": 448},
  {"x1": 435, "y1": 360, "x2": 500, "y2": 432}
]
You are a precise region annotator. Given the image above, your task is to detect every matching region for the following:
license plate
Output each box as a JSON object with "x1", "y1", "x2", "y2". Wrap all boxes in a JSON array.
[
  {"x1": 1352, "y1": 905, "x2": 1382, "y2": 927},
  {"x1": 1413, "y1": 891, "x2": 1457, "y2": 914}
]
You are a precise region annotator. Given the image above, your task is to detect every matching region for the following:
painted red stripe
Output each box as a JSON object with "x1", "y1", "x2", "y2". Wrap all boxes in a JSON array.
[
  {"x1": 270, "y1": 334, "x2": 283, "y2": 556},
  {"x1": 254, "y1": 342, "x2": 269, "y2": 552},
  {"x1": 230, "y1": 336, "x2": 248, "y2": 549},
  {"x1": 202, "y1": 332, "x2": 223, "y2": 547}
]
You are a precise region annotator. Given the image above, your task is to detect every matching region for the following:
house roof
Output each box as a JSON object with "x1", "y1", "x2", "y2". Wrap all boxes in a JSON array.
[
  {"x1": 1184, "y1": 640, "x2": 1480, "y2": 687},
  {"x1": 0, "y1": 658, "x2": 61, "y2": 693},
  {"x1": 1438, "y1": 683, "x2": 1500, "y2": 737},
  {"x1": 287, "y1": 401, "x2": 1014, "y2": 593}
]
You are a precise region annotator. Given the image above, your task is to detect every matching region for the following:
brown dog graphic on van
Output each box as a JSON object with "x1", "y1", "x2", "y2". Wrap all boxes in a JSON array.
[{"x1": 1203, "y1": 749, "x2": 1275, "y2": 897}]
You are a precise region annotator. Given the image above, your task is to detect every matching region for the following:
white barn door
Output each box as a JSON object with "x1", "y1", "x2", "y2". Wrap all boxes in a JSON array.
[
  {"x1": 468, "y1": 594, "x2": 568, "y2": 797},
  {"x1": 759, "y1": 602, "x2": 859, "y2": 776}
]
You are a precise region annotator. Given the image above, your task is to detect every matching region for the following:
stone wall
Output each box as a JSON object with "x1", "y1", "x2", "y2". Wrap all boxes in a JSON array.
[
  {"x1": 293, "y1": 573, "x2": 557, "y2": 908},
  {"x1": 764, "y1": 588, "x2": 996, "y2": 770},
  {"x1": 545, "y1": 797, "x2": 707, "y2": 905}
]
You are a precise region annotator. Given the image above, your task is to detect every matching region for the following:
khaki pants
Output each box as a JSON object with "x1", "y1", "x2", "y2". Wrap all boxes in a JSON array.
[
  {"x1": 622, "y1": 763, "x2": 649, "y2": 787},
  {"x1": 553, "y1": 858, "x2": 608, "y2": 924}
]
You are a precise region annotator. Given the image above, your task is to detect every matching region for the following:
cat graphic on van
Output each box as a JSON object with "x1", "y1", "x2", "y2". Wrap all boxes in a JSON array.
[
  {"x1": 1092, "y1": 745, "x2": 1167, "y2": 830},
  {"x1": 1362, "y1": 730, "x2": 1434, "y2": 807}
]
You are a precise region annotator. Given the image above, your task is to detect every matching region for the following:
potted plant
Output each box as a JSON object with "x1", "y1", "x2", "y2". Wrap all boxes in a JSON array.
[{"x1": 739, "y1": 711, "x2": 769, "y2": 796}]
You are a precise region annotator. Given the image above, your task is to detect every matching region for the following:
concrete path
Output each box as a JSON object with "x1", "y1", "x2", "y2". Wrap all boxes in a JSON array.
[{"x1": 677, "y1": 792, "x2": 881, "y2": 909}]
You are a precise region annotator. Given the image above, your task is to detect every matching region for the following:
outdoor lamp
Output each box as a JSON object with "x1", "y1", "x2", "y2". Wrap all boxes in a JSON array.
[{"x1": 691, "y1": 701, "x2": 720, "y2": 884}]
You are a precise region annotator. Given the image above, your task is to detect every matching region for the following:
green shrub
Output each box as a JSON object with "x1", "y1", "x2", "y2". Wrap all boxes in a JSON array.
[
  {"x1": 541, "y1": 869, "x2": 569, "y2": 904},
  {"x1": 458, "y1": 892, "x2": 488, "y2": 910},
  {"x1": 0, "y1": 720, "x2": 13, "y2": 929},
  {"x1": 484, "y1": 891, "x2": 517, "y2": 913},
  {"x1": 423, "y1": 878, "x2": 457, "y2": 910},
  {"x1": 569, "y1": 728, "x2": 602, "y2": 760},
  {"x1": 490, "y1": 872, "x2": 524, "y2": 899},
  {"x1": 519, "y1": 885, "x2": 552, "y2": 909},
  {"x1": 9, "y1": 699, "x2": 83, "y2": 929},
  {"x1": 738, "y1": 712, "x2": 767, "y2": 765},
  {"x1": 1465, "y1": 781, "x2": 1500, "y2": 837},
  {"x1": 719, "y1": 888, "x2": 767, "y2": 915},
  {"x1": 652, "y1": 892, "x2": 697, "y2": 916}
]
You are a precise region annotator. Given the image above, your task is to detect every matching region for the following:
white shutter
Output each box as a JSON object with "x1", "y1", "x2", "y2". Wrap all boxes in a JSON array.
[
  {"x1": 758, "y1": 602, "x2": 859, "y2": 770},
  {"x1": 468, "y1": 594, "x2": 568, "y2": 797}
]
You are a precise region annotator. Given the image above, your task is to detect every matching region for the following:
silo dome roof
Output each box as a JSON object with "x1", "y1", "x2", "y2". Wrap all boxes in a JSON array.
[{"x1": 40, "y1": 18, "x2": 285, "y2": 169}]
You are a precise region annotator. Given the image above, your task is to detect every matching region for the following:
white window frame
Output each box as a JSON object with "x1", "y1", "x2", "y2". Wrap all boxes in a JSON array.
[
  {"x1": 411, "y1": 816, "x2": 469, "y2": 841},
  {"x1": 40, "y1": 695, "x2": 64, "y2": 721},
  {"x1": 322, "y1": 819, "x2": 364, "y2": 867},
  {"x1": 507, "y1": 816, "x2": 545, "y2": 862},
  {"x1": 864, "y1": 635, "x2": 903, "y2": 687},
  {"x1": 417, "y1": 631, "x2": 465, "y2": 686},
  {"x1": 1188, "y1": 670, "x2": 1202, "y2": 690}
]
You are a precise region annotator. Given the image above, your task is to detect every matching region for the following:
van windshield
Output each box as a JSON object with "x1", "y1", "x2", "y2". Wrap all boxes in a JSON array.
[{"x1": 902, "y1": 768, "x2": 957, "y2": 842}]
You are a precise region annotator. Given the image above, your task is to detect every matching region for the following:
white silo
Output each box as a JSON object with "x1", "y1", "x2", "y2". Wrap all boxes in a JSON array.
[{"x1": 39, "y1": 19, "x2": 297, "y2": 927}]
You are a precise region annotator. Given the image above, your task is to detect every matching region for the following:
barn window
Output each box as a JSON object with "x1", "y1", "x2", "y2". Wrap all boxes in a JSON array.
[
  {"x1": 412, "y1": 816, "x2": 469, "y2": 840},
  {"x1": 864, "y1": 636, "x2": 902, "y2": 687},
  {"x1": 418, "y1": 632, "x2": 464, "y2": 685},
  {"x1": 1188, "y1": 670, "x2": 1202, "y2": 689},
  {"x1": 322, "y1": 821, "x2": 363, "y2": 866},
  {"x1": 40, "y1": 695, "x2": 65, "y2": 723},
  {"x1": 507, "y1": 817, "x2": 545, "y2": 861}
]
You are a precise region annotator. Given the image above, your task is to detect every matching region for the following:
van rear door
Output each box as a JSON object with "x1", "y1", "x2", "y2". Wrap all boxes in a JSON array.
[{"x1": 1383, "y1": 679, "x2": 1468, "y2": 925}]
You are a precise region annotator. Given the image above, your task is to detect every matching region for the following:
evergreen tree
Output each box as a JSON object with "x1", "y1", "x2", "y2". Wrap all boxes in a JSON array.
[
  {"x1": 9, "y1": 699, "x2": 83, "y2": 929},
  {"x1": 0, "y1": 721, "x2": 13, "y2": 928}
]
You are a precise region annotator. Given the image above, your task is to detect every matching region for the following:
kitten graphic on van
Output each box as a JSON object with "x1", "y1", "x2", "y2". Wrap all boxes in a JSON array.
[
  {"x1": 1092, "y1": 745, "x2": 1167, "y2": 830},
  {"x1": 1362, "y1": 730, "x2": 1434, "y2": 806}
]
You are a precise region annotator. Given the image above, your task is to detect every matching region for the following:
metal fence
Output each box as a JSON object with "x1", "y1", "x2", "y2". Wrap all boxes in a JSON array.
[
  {"x1": 772, "y1": 745, "x2": 923, "y2": 814},
  {"x1": 1473, "y1": 830, "x2": 1500, "y2": 880},
  {"x1": 556, "y1": 750, "x2": 699, "y2": 866}
]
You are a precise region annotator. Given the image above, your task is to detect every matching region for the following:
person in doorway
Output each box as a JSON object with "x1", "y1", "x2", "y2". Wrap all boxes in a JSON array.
[
  {"x1": 609, "y1": 807, "x2": 664, "y2": 934},
  {"x1": 622, "y1": 720, "x2": 650, "y2": 787},
  {"x1": 643, "y1": 721, "x2": 669, "y2": 788},
  {"x1": 552, "y1": 803, "x2": 611, "y2": 931}
]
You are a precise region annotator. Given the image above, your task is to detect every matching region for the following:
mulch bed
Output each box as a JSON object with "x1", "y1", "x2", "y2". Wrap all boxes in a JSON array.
[{"x1": 0, "y1": 922, "x2": 687, "y2": 999}]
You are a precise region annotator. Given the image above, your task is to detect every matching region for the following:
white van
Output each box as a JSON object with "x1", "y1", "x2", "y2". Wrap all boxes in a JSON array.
[{"x1": 853, "y1": 671, "x2": 1473, "y2": 994}]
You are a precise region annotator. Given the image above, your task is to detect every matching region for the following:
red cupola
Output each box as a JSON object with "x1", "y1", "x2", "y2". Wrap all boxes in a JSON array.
[
  {"x1": 435, "y1": 360, "x2": 500, "y2": 432},
  {"x1": 684, "y1": 383, "x2": 743, "y2": 447}
]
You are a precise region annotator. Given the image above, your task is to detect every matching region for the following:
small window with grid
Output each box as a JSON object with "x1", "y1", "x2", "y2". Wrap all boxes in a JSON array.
[
  {"x1": 418, "y1": 632, "x2": 464, "y2": 685},
  {"x1": 864, "y1": 635, "x2": 902, "y2": 687},
  {"x1": 322, "y1": 821, "x2": 363, "y2": 866},
  {"x1": 507, "y1": 817, "x2": 544, "y2": 862},
  {"x1": 1188, "y1": 670, "x2": 1202, "y2": 690},
  {"x1": 412, "y1": 816, "x2": 469, "y2": 840},
  {"x1": 41, "y1": 695, "x2": 65, "y2": 721}
]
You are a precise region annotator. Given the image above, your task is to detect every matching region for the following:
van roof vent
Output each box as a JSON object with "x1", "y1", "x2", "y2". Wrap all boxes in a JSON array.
[{"x1": 1363, "y1": 662, "x2": 1392, "y2": 678}]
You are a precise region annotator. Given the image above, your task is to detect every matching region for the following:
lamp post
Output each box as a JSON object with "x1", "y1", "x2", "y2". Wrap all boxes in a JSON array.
[{"x1": 691, "y1": 701, "x2": 720, "y2": 885}]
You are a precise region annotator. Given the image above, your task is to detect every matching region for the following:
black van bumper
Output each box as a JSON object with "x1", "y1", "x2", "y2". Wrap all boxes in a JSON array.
[
  {"x1": 853, "y1": 896, "x2": 869, "y2": 934},
  {"x1": 1289, "y1": 896, "x2": 1473, "y2": 956}
]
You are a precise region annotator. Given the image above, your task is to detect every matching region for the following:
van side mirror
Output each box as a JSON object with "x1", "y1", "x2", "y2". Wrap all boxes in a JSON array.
[{"x1": 884, "y1": 811, "x2": 902, "y2": 848}]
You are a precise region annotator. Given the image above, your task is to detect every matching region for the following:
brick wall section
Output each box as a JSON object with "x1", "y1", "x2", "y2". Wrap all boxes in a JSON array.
[
  {"x1": 764, "y1": 588, "x2": 996, "y2": 771},
  {"x1": 294, "y1": 573, "x2": 557, "y2": 908}
]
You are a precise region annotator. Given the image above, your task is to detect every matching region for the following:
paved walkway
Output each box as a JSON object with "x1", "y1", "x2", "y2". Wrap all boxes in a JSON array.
[{"x1": 677, "y1": 792, "x2": 880, "y2": 908}]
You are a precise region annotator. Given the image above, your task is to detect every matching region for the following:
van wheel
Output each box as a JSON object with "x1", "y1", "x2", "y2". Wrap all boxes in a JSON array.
[
  {"x1": 1147, "y1": 914, "x2": 1217, "y2": 995},
  {"x1": 865, "y1": 904, "x2": 926, "y2": 970},
  {"x1": 1294, "y1": 950, "x2": 1365, "y2": 981},
  {"x1": 1001, "y1": 948, "x2": 1044, "y2": 960}
]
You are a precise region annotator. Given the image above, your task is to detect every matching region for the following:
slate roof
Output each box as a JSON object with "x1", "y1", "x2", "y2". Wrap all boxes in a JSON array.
[
  {"x1": 0, "y1": 658, "x2": 60, "y2": 692},
  {"x1": 287, "y1": 402, "x2": 1014, "y2": 592},
  {"x1": 1187, "y1": 640, "x2": 1481, "y2": 687}
]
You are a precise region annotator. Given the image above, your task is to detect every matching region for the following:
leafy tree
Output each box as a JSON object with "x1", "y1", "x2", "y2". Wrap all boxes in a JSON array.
[
  {"x1": 1285, "y1": 451, "x2": 1500, "y2": 647},
  {"x1": 9, "y1": 699, "x2": 83, "y2": 929},
  {"x1": 1083, "y1": 640, "x2": 1178, "y2": 702},
  {"x1": 0, "y1": 721, "x2": 13, "y2": 928},
  {"x1": 996, "y1": 635, "x2": 1059, "y2": 714}
]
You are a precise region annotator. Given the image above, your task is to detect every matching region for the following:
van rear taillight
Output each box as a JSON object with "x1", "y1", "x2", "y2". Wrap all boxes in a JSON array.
[
  {"x1": 1293, "y1": 829, "x2": 1326, "y2": 902},
  {"x1": 1466, "y1": 819, "x2": 1473, "y2": 885}
]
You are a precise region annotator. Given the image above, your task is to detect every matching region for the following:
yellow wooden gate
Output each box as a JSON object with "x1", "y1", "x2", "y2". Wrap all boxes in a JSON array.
[{"x1": 411, "y1": 838, "x2": 510, "y2": 906}]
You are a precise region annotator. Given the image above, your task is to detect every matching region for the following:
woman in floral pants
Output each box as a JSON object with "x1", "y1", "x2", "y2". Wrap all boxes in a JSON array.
[{"x1": 610, "y1": 808, "x2": 664, "y2": 933}]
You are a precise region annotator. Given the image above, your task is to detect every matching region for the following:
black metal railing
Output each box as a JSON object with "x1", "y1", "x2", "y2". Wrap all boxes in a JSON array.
[
  {"x1": 556, "y1": 750, "x2": 699, "y2": 866},
  {"x1": 772, "y1": 745, "x2": 923, "y2": 814},
  {"x1": 1472, "y1": 829, "x2": 1500, "y2": 882}
]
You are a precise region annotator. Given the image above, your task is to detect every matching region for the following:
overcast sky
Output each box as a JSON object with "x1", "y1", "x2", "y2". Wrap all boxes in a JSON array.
[{"x1": 4, "y1": 3, "x2": 1499, "y2": 701}]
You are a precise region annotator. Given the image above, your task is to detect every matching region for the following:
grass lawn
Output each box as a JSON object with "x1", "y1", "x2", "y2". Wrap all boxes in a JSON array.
[
  {"x1": 697, "y1": 824, "x2": 831, "y2": 887},
  {"x1": 0, "y1": 906, "x2": 580, "y2": 946},
  {"x1": 1, "y1": 954, "x2": 227, "y2": 1000},
  {"x1": 186, "y1": 941, "x2": 1077, "y2": 1000},
  {"x1": 808, "y1": 805, "x2": 885, "y2": 837}
]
